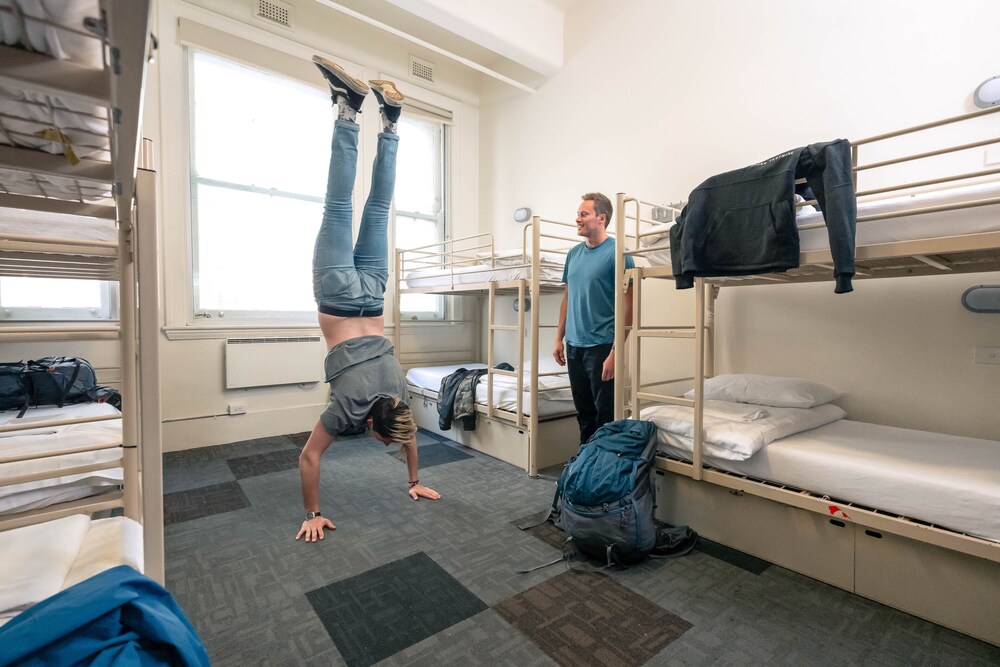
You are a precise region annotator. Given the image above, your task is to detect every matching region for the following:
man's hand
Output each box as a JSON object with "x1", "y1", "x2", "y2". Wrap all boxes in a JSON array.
[
  {"x1": 553, "y1": 340, "x2": 566, "y2": 366},
  {"x1": 601, "y1": 349, "x2": 615, "y2": 382},
  {"x1": 295, "y1": 516, "x2": 336, "y2": 543},
  {"x1": 408, "y1": 483, "x2": 442, "y2": 501}
]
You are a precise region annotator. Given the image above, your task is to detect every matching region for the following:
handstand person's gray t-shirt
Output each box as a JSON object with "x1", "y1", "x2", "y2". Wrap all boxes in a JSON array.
[{"x1": 320, "y1": 335, "x2": 408, "y2": 436}]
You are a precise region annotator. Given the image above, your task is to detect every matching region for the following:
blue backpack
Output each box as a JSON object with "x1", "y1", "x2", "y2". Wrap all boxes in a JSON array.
[{"x1": 552, "y1": 419, "x2": 660, "y2": 565}]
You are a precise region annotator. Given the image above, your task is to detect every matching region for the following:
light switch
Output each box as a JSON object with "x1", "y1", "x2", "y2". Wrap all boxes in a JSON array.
[{"x1": 973, "y1": 347, "x2": 1000, "y2": 365}]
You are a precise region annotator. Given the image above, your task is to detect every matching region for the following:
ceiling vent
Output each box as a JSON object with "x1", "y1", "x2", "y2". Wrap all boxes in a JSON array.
[
  {"x1": 255, "y1": 0, "x2": 292, "y2": 29},
  {"x1": 409, "y1": 55, "x2": 435, "y2": 84}
]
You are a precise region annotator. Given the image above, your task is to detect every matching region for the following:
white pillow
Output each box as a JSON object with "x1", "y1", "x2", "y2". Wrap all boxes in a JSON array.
[{"x1": 684, "y1": 374, "x2": 843, "y2": 409}]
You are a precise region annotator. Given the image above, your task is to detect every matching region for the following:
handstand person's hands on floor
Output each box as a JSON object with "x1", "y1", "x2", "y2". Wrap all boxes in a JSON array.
[
  {"x1": 295, "y1": 516, "x2": 336, "y2": 543},
  {"x1": 408, "y1": 483, "x2": 441, "y2": 501}
]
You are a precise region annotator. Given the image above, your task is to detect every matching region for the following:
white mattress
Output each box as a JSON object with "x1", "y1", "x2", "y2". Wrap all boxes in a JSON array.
[
  {"x1": 0, "y1": 0, "x2": 113, "y2": 200},
  {"x1": 0, "y1": 403, "x2": 123, "y2": 514},
  {"x1": 403, "y1": 263, "x2": 565, "y2": 289},
  {"x1": 648, "y1": 412, "x2": 1000, "y2": 542},
  {"x1": 0, "y1": 514, "x2": 143, "y2": 627},
  {"x1": 639, "y1": 180, "x2": 1000, "y2": 266},
  {"x1": 406, "y1": 363, "x2": 576, "y2": 418}
]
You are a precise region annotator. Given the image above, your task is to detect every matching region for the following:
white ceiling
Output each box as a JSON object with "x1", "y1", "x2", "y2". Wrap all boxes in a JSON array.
[{"x1": 313, "y1": 0, "x2": 579, "y2": 88}]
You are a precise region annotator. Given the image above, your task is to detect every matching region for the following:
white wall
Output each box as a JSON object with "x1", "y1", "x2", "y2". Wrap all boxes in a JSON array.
[
  {"x1": 479, "y1": 0, "x2": 1000, "y2": 440},
  {"x1": 145, "y1": 0, "x2": 484, "y2": 450}
]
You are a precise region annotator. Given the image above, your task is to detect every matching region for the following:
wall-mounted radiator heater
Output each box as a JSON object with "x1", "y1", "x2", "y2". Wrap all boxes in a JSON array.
[{"x1": 224, "y1": 337, "x2": 324, "y2": 389}]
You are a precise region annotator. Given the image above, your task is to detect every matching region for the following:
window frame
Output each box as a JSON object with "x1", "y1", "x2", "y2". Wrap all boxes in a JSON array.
[
  {"x1": 186, "y1": 48, "x2": 332, "y2": 323},
  {"x1": 394, "y1": 109, "x2": 450, "y2": 321},
  {"x1": 0, "y1": 277, "x2": 119, "y2": 322}
]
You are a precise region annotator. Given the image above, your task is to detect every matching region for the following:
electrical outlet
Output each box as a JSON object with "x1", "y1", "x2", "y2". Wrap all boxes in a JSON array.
[
  {"x1": 651, "y1": 207, "x2": 671, "y2": 222},
  {"x1": 973, "y1": 347, "x2": 1000, "y2": 365},
  {"x1": 986, "y1": 145, "x2": 1000, "y2": 166},
  {"x1": 228, "y1": 404, "x2": 247, "y2": 415}
]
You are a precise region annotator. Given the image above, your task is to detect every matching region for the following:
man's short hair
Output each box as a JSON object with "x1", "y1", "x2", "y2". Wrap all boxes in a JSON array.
[
  {"x1": 370, "y1": 396, "x2": 417, "y2": 443},
  {"x1": 582, "y1": 192, "x2": 613, "y2": 228}
]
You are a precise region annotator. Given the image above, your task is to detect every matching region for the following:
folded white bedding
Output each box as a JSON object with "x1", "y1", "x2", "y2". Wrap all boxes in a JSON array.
[
  {"x1": 0, "y1": 514, "x2": 91, "y2": 619},
  {"x1": 640, "y1": 400, "x2": 846, "y2": 460},
  {"x1": 406, "y1": 364, "x2": 573, "y2": 400},
  {"x1": 0, "y1": 404, "x2": 123, "y2": 514},
  {"x1": 403, "y1": 263, "x2": 565, "y2": 288},
  {"x1": 0, "y1": 515, "x2": 144, "y2": 627},
  {"x1": 475, "y1": 248, "x2": 567, "y2": 267}
]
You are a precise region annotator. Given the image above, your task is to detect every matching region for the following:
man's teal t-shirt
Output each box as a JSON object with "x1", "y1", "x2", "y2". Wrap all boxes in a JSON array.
[{"x1": 562, "y1": 236, "x2": 633, "y2": 347}]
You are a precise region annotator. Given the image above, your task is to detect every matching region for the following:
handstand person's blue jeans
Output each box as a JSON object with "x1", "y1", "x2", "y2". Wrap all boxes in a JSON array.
[{"x1": 313, "y1": 119, "x2": 399, "y2": 316}]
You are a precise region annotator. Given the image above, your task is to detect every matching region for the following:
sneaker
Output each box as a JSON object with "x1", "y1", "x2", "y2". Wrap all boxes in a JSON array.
[
  {"x1": 312, "y1": 56, "x2": 368, "y2": 112},
  {"x1": 368, "y1": 80, "x2": 404, "y2": 124}
]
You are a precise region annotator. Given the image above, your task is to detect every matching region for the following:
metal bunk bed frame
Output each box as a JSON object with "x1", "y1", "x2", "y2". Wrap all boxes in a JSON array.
[
  {"x1": 393, "y1": 215, "x2": 582, "y2": 476},
  {"x1": 0, "y1": 0, "x2": 164, "y2": 583},
  {"x1": 609, "y1": 106, "x2": 1000, "y2": 645}
]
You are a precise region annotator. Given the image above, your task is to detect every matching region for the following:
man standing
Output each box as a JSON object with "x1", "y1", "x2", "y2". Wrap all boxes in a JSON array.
[{"x1": 554, "y1": 192, "x2": 634, "y2": 444}]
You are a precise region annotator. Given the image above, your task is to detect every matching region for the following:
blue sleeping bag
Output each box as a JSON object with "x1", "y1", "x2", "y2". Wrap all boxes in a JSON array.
[{"x1": 0, "y1": 565, "x2": 209, "y2": 667}]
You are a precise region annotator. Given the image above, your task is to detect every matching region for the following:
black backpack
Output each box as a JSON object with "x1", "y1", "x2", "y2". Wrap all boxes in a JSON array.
[{"x1": 0, "y1": 357, "x2": 109, "y2": 417}]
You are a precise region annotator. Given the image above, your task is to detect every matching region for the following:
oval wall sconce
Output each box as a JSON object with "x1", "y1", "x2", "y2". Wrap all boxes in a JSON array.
[
  {"x1": 973, "y1": 75, "x2": 1000, "y2": 108},
  {"x1": 962, "y1": 285, "x2": 1000, "y2": 313}
]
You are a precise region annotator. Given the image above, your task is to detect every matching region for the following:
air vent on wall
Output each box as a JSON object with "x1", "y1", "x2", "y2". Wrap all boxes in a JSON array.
[
  {"x1": 255, "y1": 0, "x2": 292, "y2": 29},
  {"x1": 409, "y1": 55, "x2": 435, "y2": 83}
]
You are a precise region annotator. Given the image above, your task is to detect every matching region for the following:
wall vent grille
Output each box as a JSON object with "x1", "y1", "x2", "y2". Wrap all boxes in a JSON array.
[
  {"x1": 255, "y1": 0, "x2": 292, "y2": 28},
  {"x1": 409, "y1": 55, "x2": 435, "y2": 83}
]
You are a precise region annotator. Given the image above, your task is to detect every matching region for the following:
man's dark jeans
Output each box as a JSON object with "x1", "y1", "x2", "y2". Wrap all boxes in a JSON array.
[{"x1": 566, "y1": 343, "x2": 614, "y2": 444}]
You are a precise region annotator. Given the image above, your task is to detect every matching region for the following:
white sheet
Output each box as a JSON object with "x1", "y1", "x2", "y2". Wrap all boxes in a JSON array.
[
  {"x1": 0, "y1": 1, "x2": 113, "y2": 200},
  {"x1": 638, "y1": 180, "x2": 1000, "y2": 266},
  {"x1": 406, "y1": 363, "x2": 576, "y2": 418},
  {"x1": 641, "y1": 400, "x2": 846, "y2": 461},
  {"x1": 0, "y1": 403, "x2": 123, "y2": 514},
  {"x1": 403, "y1": 263, "x2": 565, "y2": 289},
  {"x1": 651, "y1": 417, "x2": 1000, "y2": 542},
  {"x1": 0, "y1": 514, "x2": 91, "y2": 621},
  {"x1": 0, "y1": 515, "x2": 143, "y2": 627}
]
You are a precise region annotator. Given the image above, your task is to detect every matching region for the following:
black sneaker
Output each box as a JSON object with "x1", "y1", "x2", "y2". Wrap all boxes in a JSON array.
[
  {"x1": 312, "y1": 56, "x2": 368, "y2": 111},
  {"x1": 368, "y1": 79, "x2": 404, "y2": 124}
]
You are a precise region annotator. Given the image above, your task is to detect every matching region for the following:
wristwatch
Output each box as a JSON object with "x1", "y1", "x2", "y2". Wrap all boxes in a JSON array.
[{"x1": 305, "y1": 511, "x2": 322, "y2": 520}]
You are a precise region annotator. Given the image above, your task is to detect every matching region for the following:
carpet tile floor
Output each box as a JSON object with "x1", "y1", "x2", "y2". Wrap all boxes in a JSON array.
[{"x1": 162, "y1": 428, "x2": 1000, "y2": 666}]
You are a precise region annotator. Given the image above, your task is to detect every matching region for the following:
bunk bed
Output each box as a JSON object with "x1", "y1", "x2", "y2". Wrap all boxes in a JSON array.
[
  {"x1": 612, "y1": 106, "x2": 1000, "y2": 646},
  {"x1": 0, "y1": 0, "x2": 170, "y2": 646},
  {"x1": 394, "y1": 218, "x2": 586, "y2": 476}
]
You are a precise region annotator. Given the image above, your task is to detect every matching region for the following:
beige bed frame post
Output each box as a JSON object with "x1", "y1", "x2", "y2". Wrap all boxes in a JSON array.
[
  {"x1": 528, "y1": 215, "x2": 541, "y2": 476},
  {"x1": 393, "y1": 248, "x2": 402, "y2": 352},
  {"x1": 692, "y1": 277, "x2": 707, "y2": 480},
  {"x1": 487, "y1": 283, "x2": 496, "y2": 419},
  {"x1": 614, "y1": 193, "x2": 627, "y2": 419},
  {"x1": 134, "y1": 155, "x2": 165, "y2": 584}
]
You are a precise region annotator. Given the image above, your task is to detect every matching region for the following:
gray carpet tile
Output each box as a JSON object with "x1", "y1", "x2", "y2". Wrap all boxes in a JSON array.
[
  {"x1": 387, "y1": 440, "x2": 474, "y2": 468},
  {"x1": 495, "y1": 568, "x2": 692, "y2": 666},
  {"x1": 163, "y1": 432, "x2": 1000, "y2": 666},
  {"x1": 226, "y1": 447, "x2": 302, "y2": 479},
  {"x1": 416, "y1": 427, "x2": 447, "y2": 445},
  {"x1": 306, "y1": 552, "x2": 488, "y2": 667},
  {"x1": 163, "y1": 434, "x2": 298, "y2": 464},
  {"x1": 379, "y1": 609, "x2": 556, "y2": 667},
  {"x1": 695, "y1": 536, "x2": 772, "y2": 574},
  {"x1": 287, "y1": 431, "x2": 310, "y2": 447},
  {"x1": 163, "y1": 481, "x2": 250, "y2": 525},
  {"x1": 163, "y1": 458, "x2": 236, "y2": 494}
]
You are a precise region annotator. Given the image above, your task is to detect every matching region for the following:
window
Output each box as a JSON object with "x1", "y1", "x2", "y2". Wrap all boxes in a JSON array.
[
  {"x1": 188, "y1": 50, "x2": 330, "y2": 320},
  {"x1": 0, "y1": 277, "x2": 117, "y2": 321},
  {"x1": 395, "y1": 113, "x2": 447, "y2": 319}
]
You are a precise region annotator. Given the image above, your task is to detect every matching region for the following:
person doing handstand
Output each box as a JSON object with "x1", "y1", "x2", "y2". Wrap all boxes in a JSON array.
[{"x1": 296, "y1": 57, "x2": 441, "y2": 544}]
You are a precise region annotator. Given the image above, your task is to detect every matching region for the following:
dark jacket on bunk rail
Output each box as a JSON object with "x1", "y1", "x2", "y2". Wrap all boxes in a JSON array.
[
  {"x1": 437, "y1": 363, "x2": 514, "y2": 431},
  {"x1": 669, "y1": 139, "x2": 857, "y2": 293}
]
